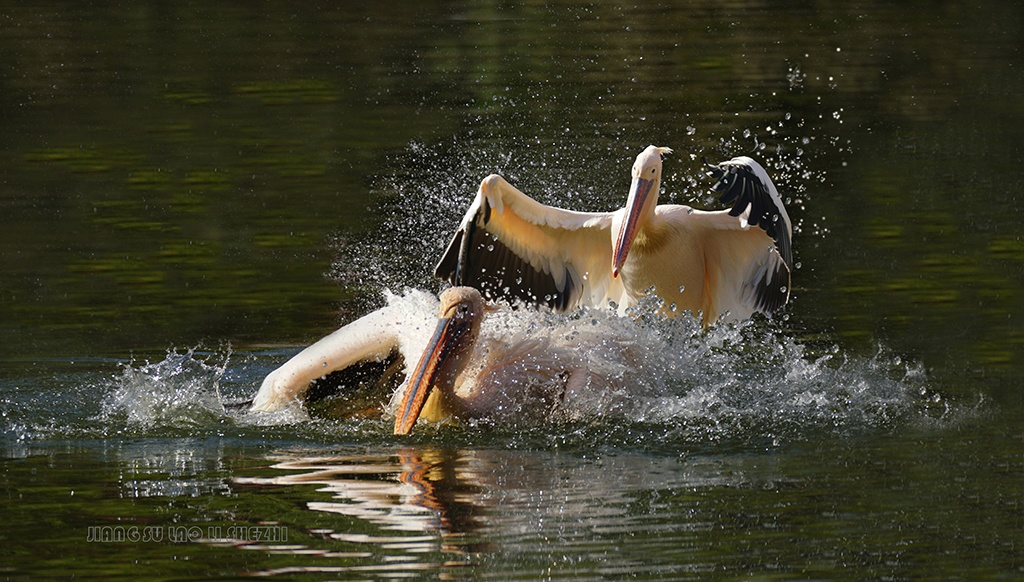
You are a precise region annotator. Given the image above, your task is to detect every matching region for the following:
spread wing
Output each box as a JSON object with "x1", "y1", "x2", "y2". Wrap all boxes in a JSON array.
[
  {"x1": 251, "y1": 297, "x2": 434, "y2": 412},
  {"x1": 699, "y1": 156, "x2": 794, "y2": 315},
  {"x1": 434, "y1": 174, "x2": 623, "y2": 312},
  {"x1": 704, "y1": 156, "x2": 793, "y2": 268}
]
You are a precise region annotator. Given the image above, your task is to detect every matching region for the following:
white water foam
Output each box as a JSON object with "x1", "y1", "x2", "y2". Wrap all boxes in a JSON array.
[{"x1": 91, "y1": 291, "x2": 952, "y2": 445}]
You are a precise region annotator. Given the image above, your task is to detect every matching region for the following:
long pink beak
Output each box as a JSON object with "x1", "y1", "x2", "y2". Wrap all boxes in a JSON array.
[{"x1": 612, "y1": 176, "x2": 654, "y2": 278}]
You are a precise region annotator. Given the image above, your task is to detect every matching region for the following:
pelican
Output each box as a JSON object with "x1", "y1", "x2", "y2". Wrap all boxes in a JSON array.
[
  {"x1": 434, "y1": 146, "x2": 793, "y2": 324},
  {"x1": 251, "y1": 287, "x2": 602, "y2": 435}
]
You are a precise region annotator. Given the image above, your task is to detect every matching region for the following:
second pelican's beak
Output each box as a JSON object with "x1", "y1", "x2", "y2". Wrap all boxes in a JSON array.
[
  {"x1": 612, "y1": 175, "x2": 655, "y2": 278},
  {"x1": 393, "y1": 310, "x2": 471, "y2": 435}
]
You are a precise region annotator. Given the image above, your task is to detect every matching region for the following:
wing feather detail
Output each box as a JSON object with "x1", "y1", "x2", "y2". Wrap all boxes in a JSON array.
[
  {"x1": 704, "y1": 156, "x2": 793, "y2": 268},
  {"x1": 435, "y1": 174, "x2": 616, "y2": 312}
]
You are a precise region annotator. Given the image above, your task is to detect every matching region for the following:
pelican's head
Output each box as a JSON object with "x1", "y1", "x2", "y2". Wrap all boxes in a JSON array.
[
  {"x1": 394, "y1": 286, "x2": 485, "y2": 435},
  {"x1": 612, "y1": 145, "x2": 673, "y2": 277}
]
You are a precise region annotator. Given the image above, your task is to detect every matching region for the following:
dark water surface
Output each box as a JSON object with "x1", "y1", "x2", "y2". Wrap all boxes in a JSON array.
[{"x1": 3, "y1": 2, "x2": 1023, "y2": 579}]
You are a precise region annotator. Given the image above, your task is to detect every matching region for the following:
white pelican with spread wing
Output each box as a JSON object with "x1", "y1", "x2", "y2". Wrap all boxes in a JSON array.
[{"x1": 434, "y1": 146, "x2": 793, "y2": 324}]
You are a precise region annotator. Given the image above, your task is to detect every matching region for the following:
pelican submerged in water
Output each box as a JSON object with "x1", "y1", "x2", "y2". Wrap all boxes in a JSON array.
[
  {"x1": 435, "y1": 146, "x2": 793, "y2": 324},
  {"x1": 252, "y1": 287, "x2": 620, "y2": 435}
]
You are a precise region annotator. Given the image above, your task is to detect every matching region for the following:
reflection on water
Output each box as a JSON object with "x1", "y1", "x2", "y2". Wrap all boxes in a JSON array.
[
  {"x1": 231, "y1": 446, "x2": 805, "y2": 578},
  {"x1": 4, "y1": 429, "x2": 1021, "y2": 579},
  {"x1": 116, "y1": 439, "x2": 237, "y2": 499},
  {"x1": 236, "y1": 448, "x2": 484, "y2": 576}
]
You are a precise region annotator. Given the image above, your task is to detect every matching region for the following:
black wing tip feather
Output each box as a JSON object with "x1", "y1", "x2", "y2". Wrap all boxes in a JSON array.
[
  {"x1": 753, "y1": 260, "x2": 791, "y2": 314},
  {"x1": 704, "y1": 156, "x2": 793, "y2": 268}
]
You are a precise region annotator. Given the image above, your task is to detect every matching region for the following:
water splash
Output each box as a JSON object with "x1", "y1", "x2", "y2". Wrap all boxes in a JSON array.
[
  {"x1": 99, "y1": 348, "x2": 233, "y2": 432},
  {"x1": 328, "y1": 138, "x2": 649, "y2": 308},
  {"x1": 250, "y1": 290, "x2": 953, "y2": 447},
  {"x1": 480, "y1": 294, "x2": 946, "y2": 446},
  {"x1": 2, "y1": 297, "x2": 958, "y2": 449},
  {"x1": 328, "y1": 104, "x2": 838, "y2": 313}
]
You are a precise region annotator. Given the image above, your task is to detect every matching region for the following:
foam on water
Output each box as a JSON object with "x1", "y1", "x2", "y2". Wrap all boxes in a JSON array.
[{"x1": 80, "y1": 290, "x2": 958, "y2": 447}]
